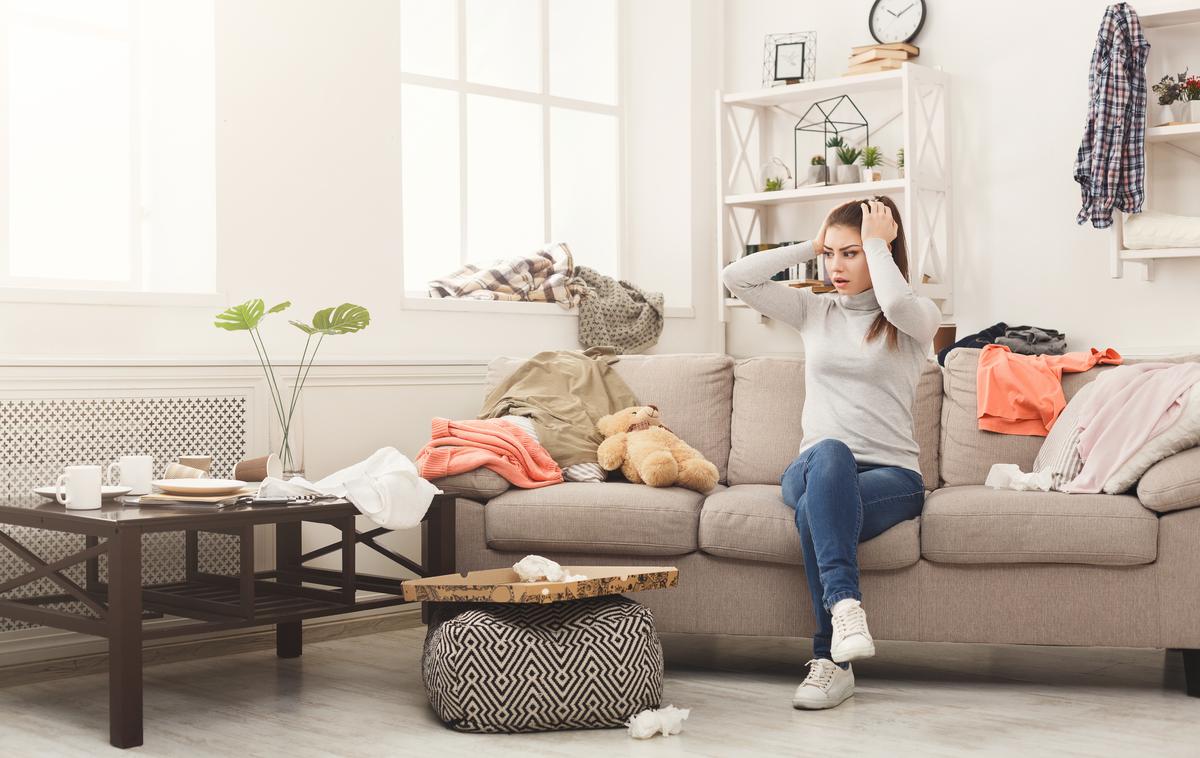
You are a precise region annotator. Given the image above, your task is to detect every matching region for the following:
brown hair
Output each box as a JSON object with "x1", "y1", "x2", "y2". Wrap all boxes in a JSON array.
[{"x1": 824, "y1": 195, "x2": 908, "y2": 351}]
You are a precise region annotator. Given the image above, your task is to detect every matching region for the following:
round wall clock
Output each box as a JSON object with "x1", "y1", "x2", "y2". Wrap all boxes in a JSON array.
[{"x1": 869, "y1": 0, "x2": 927, "y2": 45}]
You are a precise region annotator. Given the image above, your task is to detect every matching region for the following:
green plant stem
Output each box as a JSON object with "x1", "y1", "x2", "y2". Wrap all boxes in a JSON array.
[
  {"x1": 279, "y1": 334, "x2": 325, "y2": 471},
  {"x1": 249, "y1": 327, "x2": 288, "y2": 435},
  {"x1": 280, "y1": 334, "x2": 315, "y2": 466}
]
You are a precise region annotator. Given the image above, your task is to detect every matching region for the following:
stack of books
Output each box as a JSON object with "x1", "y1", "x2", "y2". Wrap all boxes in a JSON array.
[{"x1": 843, "y1": 42, "x2": 918, "y2": 76}]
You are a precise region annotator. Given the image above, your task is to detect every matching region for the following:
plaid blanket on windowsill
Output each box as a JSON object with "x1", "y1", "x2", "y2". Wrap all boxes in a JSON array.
[{"x1": 427, "y1": 243, "x2": 588, "y2": 310}]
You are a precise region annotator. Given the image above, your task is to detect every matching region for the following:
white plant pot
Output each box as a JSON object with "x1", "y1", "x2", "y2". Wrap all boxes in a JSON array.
[
  {"x1": 836, "y1": 164, "x2": 860, "y2": 184},
  {"x1": 1156, "y1": 105, "x2": 1175, "y2": 126},
  {"x1": 1189, "y1": 100, "x2": 1200, "y2": 122},
  {"x1": 861, "y1": 166, "x2": 881, "y2": 182},
  {"x1": 804, "y1": 165, "x2": 828, "y2": 185},
  {"x1": 1171, "y1": 100, "x2": 1189, "y2": 123}
]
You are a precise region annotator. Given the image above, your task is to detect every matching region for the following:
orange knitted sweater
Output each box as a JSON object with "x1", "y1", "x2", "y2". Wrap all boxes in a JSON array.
[
  {"x1": 415, "y1": 417, "x2": 563, "y2": 488},
  {"x1": 977, "y1": 344, "x2": 1123, "y2": 436}
]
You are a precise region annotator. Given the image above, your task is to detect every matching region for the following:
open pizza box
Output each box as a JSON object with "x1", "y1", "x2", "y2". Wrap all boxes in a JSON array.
[{"x1": 401, "y1": 565, "x2": 679, "y2": 604}]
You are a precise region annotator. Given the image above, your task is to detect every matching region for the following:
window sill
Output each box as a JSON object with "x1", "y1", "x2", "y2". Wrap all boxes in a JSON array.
[
  {"x1": 0, "y1": 288, "x2": 225, "y2": 308},
  {"x1": 402, "y1": 295, "x2": 693, "y2": 319}
]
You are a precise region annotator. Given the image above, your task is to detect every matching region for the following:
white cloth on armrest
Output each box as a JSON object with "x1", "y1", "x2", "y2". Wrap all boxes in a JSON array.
[{"x1": 259, "y1": 447, "x2": 442, "y2": 530}]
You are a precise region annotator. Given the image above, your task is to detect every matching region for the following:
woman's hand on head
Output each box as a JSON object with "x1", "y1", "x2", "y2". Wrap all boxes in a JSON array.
[{"x1": 860, "y1": 199, "x2": 898, "y2": 246}]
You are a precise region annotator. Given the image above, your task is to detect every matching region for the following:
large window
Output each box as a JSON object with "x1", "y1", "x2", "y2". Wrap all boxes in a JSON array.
[
  {"x1": 400, "y1": 0, "x2": 623, "y2": 297},
  {"x1": 0, "y1": 0, "x2": 215, "y2": 295}
]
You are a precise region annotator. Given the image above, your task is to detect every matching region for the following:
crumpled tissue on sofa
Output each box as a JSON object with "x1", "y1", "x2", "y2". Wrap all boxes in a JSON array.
[
  {"x1": 984, "y1": 463, "x2": 1053, "y2": 492},
  {"x1": 626, "y1": 705, "x2": 690, "y2": 739},
  {"x1": 512, "y1": 554, "x2": 587, "y2": 582}
]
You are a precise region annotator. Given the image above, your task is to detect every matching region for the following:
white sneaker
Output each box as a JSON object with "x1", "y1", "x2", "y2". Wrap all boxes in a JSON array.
[
  {"x1": 830, "y1": 598, "x2": 875, "y2": 663},
  {"x1": 792, "y1": 658, "x2": 854, "y2": 710}
]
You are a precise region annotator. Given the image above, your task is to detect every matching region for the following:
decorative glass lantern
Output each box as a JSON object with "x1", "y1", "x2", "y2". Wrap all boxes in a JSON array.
[{"x1": 794, "y1": 95, "x2": 870, "y2": 186}]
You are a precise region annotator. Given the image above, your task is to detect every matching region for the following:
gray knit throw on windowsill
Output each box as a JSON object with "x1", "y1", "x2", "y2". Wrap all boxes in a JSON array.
[{"x1": 575, "y1": 266, "x2": 665, "y2": 354}]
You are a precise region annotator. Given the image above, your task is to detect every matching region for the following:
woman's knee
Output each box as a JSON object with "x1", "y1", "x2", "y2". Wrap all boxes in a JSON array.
[{"x1": 807, "y1": 438, "x2": 856, "y2": 470}]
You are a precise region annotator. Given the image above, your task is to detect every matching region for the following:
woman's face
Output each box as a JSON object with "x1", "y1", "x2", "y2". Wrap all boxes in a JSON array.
[{"x1": 823, "y1": 223, "x2": 874, "y2": 296}]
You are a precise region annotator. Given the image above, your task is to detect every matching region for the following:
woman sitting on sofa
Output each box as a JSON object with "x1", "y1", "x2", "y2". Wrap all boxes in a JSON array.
[{"x1": 720, "y1": 197, "x2": 939, "y2": 710}]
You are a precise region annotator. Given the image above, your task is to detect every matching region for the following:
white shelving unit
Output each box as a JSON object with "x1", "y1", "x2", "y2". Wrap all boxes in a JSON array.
[
  {"x1": 716, "y1": 63, "x2": 952, "y2": 321},
  {"x1": 1110, "y1": 3, "x2": 1200, "y2": 279}
]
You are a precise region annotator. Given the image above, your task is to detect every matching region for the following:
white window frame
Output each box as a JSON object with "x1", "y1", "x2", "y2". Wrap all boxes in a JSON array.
[
  {"x1": 399, "y1": 0, "x2": 632, "y2": 316},
  {"x1": 0, "y1": 1, "x2": 222, "y2": 308}
]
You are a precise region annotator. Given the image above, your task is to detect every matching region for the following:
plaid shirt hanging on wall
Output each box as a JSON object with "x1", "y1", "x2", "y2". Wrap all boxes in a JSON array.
[{"x1": 1074, "y1": 3, "x2": 1150, "y2": 229}]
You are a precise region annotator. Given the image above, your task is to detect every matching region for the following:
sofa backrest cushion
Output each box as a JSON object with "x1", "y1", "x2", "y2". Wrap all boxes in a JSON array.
[
  {"x1": 485, "y1": 353, "x2": 734, "y2": 483},
  {"x1": 726, "y1": 356, "x2": 942, "y2": 489},
  {"x1": 939, "y1": 348, "x2": 1200, "y2": 486}
]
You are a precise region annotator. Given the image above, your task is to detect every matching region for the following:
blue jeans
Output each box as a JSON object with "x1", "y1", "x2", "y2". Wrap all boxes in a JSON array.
[{"x1": 780, "y1": 439, "x2": 925, "y2": 665}]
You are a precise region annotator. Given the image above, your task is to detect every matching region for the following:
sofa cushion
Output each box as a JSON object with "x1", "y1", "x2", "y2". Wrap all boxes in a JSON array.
[
  {"x1": 940, "y1": 348, "x2": 1200, "y2": 486},
  {"x1": 1137, "y1": 446, "x2": 1200, "y2": 513},
  {"x1": 920, "y1": 485, "x2": 1158, "y2": 565},
  {"x1": 430, "y1": 468, "x2": 511, "y2": 502},
  {"x1": 484, "y1": 481, "x2": 707, "y2": 556},
  {"x1": 727, "y1": 357, "x2": 942, "y2": 490},
  {"x1": 488, "y1": 353, "x2": 733, "y2": 483},
  {"x1": 697, "y1": 483, "x2": 920, "y2": 571}
]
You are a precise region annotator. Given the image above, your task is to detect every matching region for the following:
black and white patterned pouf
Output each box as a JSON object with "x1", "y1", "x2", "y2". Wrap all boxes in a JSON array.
[{"x1": 422, "y1": 595, "x2": 664, "y2": 733}]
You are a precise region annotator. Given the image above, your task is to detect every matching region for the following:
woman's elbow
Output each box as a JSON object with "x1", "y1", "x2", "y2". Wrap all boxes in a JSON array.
[{"x1": 720, "y1": 265, "x2": 746, "y2": 292}]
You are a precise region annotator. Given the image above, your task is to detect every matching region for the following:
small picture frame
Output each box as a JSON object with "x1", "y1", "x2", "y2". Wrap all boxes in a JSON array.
[{"x1": 762, "y1": 32, "x2": 817, "y2": 88}]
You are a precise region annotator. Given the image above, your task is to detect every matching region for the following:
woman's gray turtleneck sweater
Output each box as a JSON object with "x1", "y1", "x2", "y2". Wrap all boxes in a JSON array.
[{"x1": 720, "y1": 238, "x2": 940, "y2": 474}]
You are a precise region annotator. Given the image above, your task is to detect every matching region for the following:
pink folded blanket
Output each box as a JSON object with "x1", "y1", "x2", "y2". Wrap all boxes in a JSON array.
[
  {"x1": 1062, "y1": 362, "x2": 1200, "y2": 493},
  {"x1": 416, "y1": 417, "x2": 563, "y2": 488}
]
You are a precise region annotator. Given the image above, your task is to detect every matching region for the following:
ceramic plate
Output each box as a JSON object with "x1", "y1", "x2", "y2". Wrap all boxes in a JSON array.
[
  {"x1": 33, "y1": 485, "x2": 132, "y2": 500},
  {"x1": 152, "y1": 478, "x2": 248, "y2": 496}
]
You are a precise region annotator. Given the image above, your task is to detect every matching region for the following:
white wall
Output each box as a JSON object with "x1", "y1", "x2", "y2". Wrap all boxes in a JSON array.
[
  {"x1": 0, "y1": 0, "x2": 721, "y2": 363},
  {"x1": 723, "y1": 0, "x2": 1200, "y2": 358}
]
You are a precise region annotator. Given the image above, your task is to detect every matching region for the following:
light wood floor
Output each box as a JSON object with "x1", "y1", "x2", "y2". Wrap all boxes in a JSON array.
[{"x1": 1, "y1": 625, "x2": 1196, "y2": 757}]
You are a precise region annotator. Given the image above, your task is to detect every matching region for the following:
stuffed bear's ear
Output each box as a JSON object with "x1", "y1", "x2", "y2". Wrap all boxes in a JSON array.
[{"x1": 596, "y1": 413, "x2": 618, "y2": 437}]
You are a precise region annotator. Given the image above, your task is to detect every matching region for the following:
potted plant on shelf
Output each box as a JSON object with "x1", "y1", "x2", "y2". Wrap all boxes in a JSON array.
[
  {"x1": 1153, "y1": 74, "x2": 1185, "y2": 125},
  {"x1": 825, "y1": 133, "x2": 845, "y2": 165},
  {"x1": 897, "y1": 147, "x2": 905, "y2": 179},
  {"x1": 761, "y1": 156, "x2": 791, "y2": 191},
  {"x1": 806, "y1": 155, "x2": 827, "y2": 185},
  {"x1": 834, "y1": 144, "x2": 862, "y2": 184},
  {"x1": 861, "y1": 146, "x2": 883, "y2": 182},
  {"x1": 1187, "y1": 75, "x2": 1200, "y2": 122}
]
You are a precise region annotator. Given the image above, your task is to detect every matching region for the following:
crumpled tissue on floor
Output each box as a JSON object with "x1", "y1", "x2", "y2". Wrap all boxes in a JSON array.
[
  {"x1": 626, "y1": 705, "x2": 690, "y2": 739},
  {"x1": 512, "y1": 554, "x2": 587, "y2": 582}
]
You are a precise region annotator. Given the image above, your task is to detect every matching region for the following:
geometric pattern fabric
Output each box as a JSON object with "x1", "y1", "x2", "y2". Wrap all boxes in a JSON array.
[{"x1": 422, "y1": 596, "x2": 663, "y2": 732}]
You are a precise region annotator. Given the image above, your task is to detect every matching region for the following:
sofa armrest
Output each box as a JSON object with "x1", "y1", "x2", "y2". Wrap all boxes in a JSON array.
[
  {"x1": 1138, "y1": 447, "x2": 1200, "y2": 514},
  {"x1": 430, "y1": 468, "x2": 511, "y2": 503}
]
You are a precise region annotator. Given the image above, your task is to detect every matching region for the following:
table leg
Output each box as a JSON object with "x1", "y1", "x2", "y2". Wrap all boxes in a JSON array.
[
  {"x1": 275, "y1": 520, "x2": 303, "y2": 658},
  {"x1": 108, "y1": 526, "x2": 143, "y2": 749},
  {"x1": 421, "y1": 495, "x2": 456, "y2": 624},
  {"x1": 185, "y1": 530, "x2": 199, "y2": 583},
  {"x1": 85, "y1": 535, "x2": 100, "y2": 594}
]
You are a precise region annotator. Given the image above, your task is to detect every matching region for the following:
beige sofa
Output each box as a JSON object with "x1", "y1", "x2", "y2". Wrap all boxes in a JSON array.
[{"x1": 447, "y1": 350, "x2": 1200, "y2": 696}]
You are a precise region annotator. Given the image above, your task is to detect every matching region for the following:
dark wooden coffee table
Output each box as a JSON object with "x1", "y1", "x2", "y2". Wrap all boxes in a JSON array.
[{"x1": 0, "y1": 491, "x2": 456, "y2": 748}]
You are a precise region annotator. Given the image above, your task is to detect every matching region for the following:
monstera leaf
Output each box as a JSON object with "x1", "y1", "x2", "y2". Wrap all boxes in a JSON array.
[
  {"x1": 214, "y1": 299, "x2": 290, "y2": 331},
  {"x1": 290, "y1": 303, "x2": 370, "y2": 336}
]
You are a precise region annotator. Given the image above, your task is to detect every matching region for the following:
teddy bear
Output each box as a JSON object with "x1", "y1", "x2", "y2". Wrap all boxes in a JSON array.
[{"x1": 595, "y1": 404, "x2": 719, "y2": 493}]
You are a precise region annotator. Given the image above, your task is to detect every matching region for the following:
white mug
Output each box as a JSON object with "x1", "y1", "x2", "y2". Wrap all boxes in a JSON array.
[
  {"x1": 56, "y1": 465, "x2": 102, "y2": 510},
  {"x1": 108, "y1": 455, "x2": 154, "y2": 495}
]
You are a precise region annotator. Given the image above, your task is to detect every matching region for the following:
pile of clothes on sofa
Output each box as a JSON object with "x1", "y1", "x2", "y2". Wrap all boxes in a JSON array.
[
  {"x1": 976, "y1": 342, "x2": 1200, "y2": 496},
  {"x1": 938, "y1": 322, "x2": 1066, "y2": 365},
  {"x1": 414, "y1": 346, "x2": 719, "y2": 496}
]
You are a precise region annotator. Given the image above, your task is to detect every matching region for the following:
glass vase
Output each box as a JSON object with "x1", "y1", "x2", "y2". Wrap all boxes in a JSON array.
[{"x1": 272, "y1": 409, "x2": 305, "y2": 481}]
